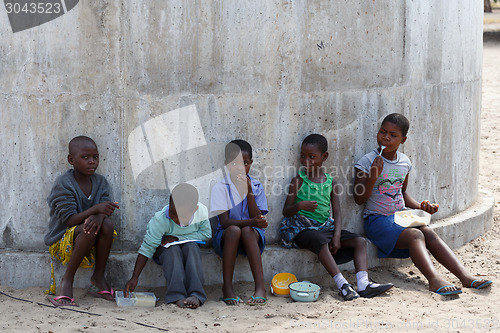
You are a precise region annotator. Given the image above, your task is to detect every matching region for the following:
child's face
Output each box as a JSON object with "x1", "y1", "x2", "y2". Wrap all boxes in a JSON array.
[
  {"x1": 300, "y1": 144, "x2": 328, "y2": 173},
  {"x1": 226, "y1": 151, "x2": 252, "y2": 176},
  {"x1": 169, "y1": 201, "x2": 198, "y2": 226},
  {"x1": 377, "y1": 121, "x2": 407, "y2": 153},
  {"x1": 68, "y1": 142, "x2": 99, "y2": 177}
]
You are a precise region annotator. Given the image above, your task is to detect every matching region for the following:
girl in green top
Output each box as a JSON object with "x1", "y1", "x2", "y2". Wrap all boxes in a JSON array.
[{"x1": 281, "y1": 134, "x2": 393, "y2": 300}]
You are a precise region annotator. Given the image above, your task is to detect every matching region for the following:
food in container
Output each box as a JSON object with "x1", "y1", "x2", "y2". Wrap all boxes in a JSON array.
[
  {"x1": 394, "y1": 209, "x2": 431, "y2": 228},
  {"x1": 115, "y1": 291, "x2": 157, "y2": 307}
]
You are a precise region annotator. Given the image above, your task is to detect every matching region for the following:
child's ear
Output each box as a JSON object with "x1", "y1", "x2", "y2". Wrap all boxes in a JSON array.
[
  {"x1": 67, "y1": 154, "x2": 74, "y2": 165},
  {"x1": 401, "y1": 136, "x2": 407, "y2": 144},
  {"x1": 322, "y1": 152, "x2": 329, "y2": 161}
]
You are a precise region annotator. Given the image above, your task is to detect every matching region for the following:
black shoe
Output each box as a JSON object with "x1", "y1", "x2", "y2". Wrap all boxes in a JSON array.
[
  {"x1": 339, "y1": 283, "x2": 359, "y2": 301},
  {"x1": 358, "y1": 282, "x2": 394, "y2": 298}
]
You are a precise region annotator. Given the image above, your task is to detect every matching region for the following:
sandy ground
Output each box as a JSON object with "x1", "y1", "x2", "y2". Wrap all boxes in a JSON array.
[{"x1": 1, "y1": 46, "x2": 499, "y2": 333}]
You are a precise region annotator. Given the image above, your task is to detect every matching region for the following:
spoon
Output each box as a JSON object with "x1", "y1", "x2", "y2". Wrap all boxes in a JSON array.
[{"x1": 378, "y1": 145, "x2": 386, "y2": 156}]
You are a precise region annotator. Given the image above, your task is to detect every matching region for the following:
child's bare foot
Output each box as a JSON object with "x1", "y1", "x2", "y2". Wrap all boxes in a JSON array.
[
  {"x1": 176, "y1": 299, "x2": 188, "y2": 308},
  {"x1": 184, "y1": 296, "x2": 201, "y2": 309}
]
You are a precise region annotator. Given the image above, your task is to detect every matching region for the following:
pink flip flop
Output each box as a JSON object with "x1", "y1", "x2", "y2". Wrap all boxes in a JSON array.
[
  {"x1": 46, "y1": 295, "x2": 79, "y2": 307},
  {"x1": 88, "y1": 286, "x2": 115, "y2": 301}
]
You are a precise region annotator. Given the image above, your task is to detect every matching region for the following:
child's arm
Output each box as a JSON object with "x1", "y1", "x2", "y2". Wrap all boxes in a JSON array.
[
  {"x1": 160, "y1": 235, "x2": 179, "y2": 245},
  {"x1": 125, "y1": 212, "x2": 169, "y2": 296},
  {"x1": 329, "y1": 178, "x2": 343, "y2": 254},
  {"x1": 230, "y1": 174, "x2": 262, "y2": 219},
  {"x1": 197, "y1": 218, "x2": 212, "y2": 241},
  {"x1": 245, "y1": 176, "x2": 264, "y2": 219},
  {"x1": 401, "y1": 175, "x2": 439, "y2": 214},
  {"x1": 353, "y1": 156, "x2": 384, "y2": 205},
  {"x1": 218, "y1": 211, "x2": 268, "y2": 229},
  {"x1": 65, "y1": 201, "x2": 119, "y2": 227},
  {"x1": 64, "y1": 201, "x2": 119, "y2": 235},
  {"x1": 214, "y1": 179, "x2": 268, "y2": 229},
  {"x1": 282, "y1": 176, "x2": 318, "y2": 217},
  {"x1": 124, "y1": 254, "x2": 148, "y2": 297}
]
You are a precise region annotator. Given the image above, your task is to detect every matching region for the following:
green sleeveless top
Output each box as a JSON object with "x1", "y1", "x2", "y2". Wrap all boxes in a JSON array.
[{"x1": 294, "y1": 170, "x2": 333, "y2": 223}]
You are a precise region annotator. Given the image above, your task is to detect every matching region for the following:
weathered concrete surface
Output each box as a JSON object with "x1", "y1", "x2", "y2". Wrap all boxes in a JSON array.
[
  {"x1": 0, "y1": 188, "x2": 493, "y2": 288},
  {"x1": 0, "y1": 1, "x2": 489, "y2": 287}
]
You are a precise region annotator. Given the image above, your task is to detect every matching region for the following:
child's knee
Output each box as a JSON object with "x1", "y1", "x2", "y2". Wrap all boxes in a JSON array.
[
  {"x1": 99, "y1": 218, "x2": 114, "y2": 236},
  {"x1": 224, "y1": 225, "x2": 241, "y2": 237},
  {"x1": 420, "y1": 227, "x2": 439, "y2": 241},
  {"x1": 75, "y1": 230, "x2": 98, "y2": 244},
  {"x1": 183, "y1": 241, "x2": 201, "y2": 254},
  {"x1": 405, "y1": 228, "x2": 425, "y2": 242},
  {"x1": 319, "y1": 243, "x2": 329, "y2": 253},
  {"x1": 159, "y1": 246, "x2": 182, "y2": 264},
  {"x1": 240, "y1": 226, "x2": 255, "y2": 237},
  {"x1": 353, "y1": 236, "x2": 367, "y2": 250}
]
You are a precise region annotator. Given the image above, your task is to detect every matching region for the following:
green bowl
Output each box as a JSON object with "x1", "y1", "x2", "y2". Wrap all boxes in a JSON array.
[{"x1": 288, "y1": 281, "x2": 320, "y2": 302}]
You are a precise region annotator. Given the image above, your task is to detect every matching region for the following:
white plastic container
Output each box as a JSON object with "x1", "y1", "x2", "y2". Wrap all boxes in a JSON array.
[
  {"x1": 115, "y1": 291, "x2": 157, "y2": 307},
  {"x1": 394, "y1": 209, "x2": 431, "y2": 228}
]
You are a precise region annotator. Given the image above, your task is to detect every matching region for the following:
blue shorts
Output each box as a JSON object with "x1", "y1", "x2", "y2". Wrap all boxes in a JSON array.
[
  {"x1": 364, "y1": 214, "x2": 410, "y2": 258},
  {"x1": 213, "y1": 227, "x2": 265, "y2": 258}
]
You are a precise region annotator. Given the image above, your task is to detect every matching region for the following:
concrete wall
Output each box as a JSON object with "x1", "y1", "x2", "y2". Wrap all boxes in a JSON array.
[{"x1": 0, "y1": 0, "x2": 483, "y2": 254}]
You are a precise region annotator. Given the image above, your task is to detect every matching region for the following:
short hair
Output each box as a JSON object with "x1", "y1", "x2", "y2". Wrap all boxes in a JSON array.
[
  {"x1": 68, "y1": 136, "x2": 97, "y2": 154},
  {"x1": 382, "y1": 113, "x2": 410, "y2": 137},
  {"x1": 225, "y1": 139, "x2": 253, "y2": 162},
  {"x1": 170, "y1": 183, "x2": 199, "y2": 209},
  {"x1": 302, "y1": 134, "x2": 328, "y2": 154}
]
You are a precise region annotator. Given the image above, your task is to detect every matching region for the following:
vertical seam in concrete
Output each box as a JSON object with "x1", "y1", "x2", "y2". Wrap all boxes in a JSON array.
[
  {"x1": 457, "y1": 6, "x2": 465, "y2": 81},
  {"x1": 402, "y1": 0, "x2": 407, "y2": 59},
  {"x1": 119, "y1": 0, "x2": 126, "y2": 240},
  {"x1": 194, "y1": 1, "x2": 200, "y2": 95}
]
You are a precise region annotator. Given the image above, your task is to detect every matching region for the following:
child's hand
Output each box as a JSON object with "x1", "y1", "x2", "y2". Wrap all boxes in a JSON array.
[
  {"x1": 124, "y1": 277, "x2": 138, "y2": 298},
  {"x1": 252, "y1": 215, "x2": 268, "y2": 229},
  {"x1": 420, "y1": 200, "x2": 439, "y2": 214},
  {"x1": 83, "y1": 215, "x2": 105, "y2": 234},
  {"x1": 299, "y1": 201, "x2": 318, "y2": 212},
  {"x1": 370, "y1": 156, "x2": 384, "y2": 179},
  {"x1": 160, "y1": 235, "x2": 179, "y2": 246},
  {"x1": 328, "y1": 236, "x2": 341, "y2": 255},
  {"x1": 93, "y1": 201, "x2": 120, "y2": 216}
]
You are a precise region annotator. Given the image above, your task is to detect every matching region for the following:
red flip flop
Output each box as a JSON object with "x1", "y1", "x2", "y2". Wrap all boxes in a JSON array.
[{"x1": 46, "y1": 295, "x2": 79, "y2": 307}]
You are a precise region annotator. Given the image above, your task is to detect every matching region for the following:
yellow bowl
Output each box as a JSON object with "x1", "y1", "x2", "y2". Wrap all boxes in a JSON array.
[{"x1": 271, "y1": 272, "x2": 298, "y2": 296}]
